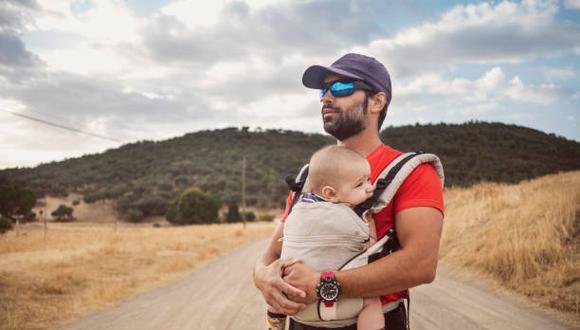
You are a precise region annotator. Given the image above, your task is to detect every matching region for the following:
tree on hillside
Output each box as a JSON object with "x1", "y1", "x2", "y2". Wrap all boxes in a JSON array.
[
  {"x1": 51, "y1": 204, "x2": 74, "y2": 222},
  {"x1": 0, "y1": 185, "x2": 36, "y2": 222},
  {"x1": 166, "y1": 187, "x2": 221, "y2": 225},
  {"x1": 0, "y1": 215, "x2": 14, "y2": 234},
  {"x1": 225, "y1": 199, "x2": 242, "y2": 223}
]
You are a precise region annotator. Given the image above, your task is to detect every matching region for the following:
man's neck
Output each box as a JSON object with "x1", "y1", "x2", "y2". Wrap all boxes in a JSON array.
[{"x1": 337, "y1": 128, "x2": 382, "y2": 158}]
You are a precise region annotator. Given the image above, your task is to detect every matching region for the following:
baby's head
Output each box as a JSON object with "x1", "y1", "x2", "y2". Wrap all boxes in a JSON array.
[{"x1": 309, "y1": 145, "x2": 374, "y2": 206}]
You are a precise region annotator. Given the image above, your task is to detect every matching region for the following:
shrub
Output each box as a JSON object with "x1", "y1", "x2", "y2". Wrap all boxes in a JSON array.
[
  {"x1": 0, "y1": 215, "x2": 14, "y2": 234},
  {"x1": 51, "y1": 204, "x2": 74, "y2": 222},
  {"x1": 72, "y1": 199, "x2": 81, "y2": 206},
  {"x1": 243, "y1": 211, "x2": 256, "y2": 221},
  {"x1": 23, "y1": 211, "x2": 37, "y2": 223},
  {"x1": 258, "y1": 213, "x2": 275, "y2": 222},
  {"x1": 126, "y1": 209, "x2": 145, "y2": 222},
  {"x1": 166, "y1": 187, "x2": 221, "y2": 225},
  {"x1": 225, "y1": 200, "x2": 241, "y2": 223}
]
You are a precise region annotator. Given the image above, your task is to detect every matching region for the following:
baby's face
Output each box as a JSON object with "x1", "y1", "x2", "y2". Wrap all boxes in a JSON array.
[{"x1": 334, "y1": 161, "x2": 374, "y2": 206}]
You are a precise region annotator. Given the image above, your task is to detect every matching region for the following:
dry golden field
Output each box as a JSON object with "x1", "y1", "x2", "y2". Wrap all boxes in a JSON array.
[
  {"x1": 440, "y1": 170, "x2": 580, "y2": 325},
  {"x1": 0, "y1": 221, "x2": 275, "y2": 330}
]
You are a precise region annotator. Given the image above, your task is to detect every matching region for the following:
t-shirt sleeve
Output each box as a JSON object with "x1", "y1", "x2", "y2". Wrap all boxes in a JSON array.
[
  {"x1": 280, "y1": 192, "x2": 294, "y2": 223},
  {"x1": 393, "y1": 163, "x2": 444, "y2": 216}
]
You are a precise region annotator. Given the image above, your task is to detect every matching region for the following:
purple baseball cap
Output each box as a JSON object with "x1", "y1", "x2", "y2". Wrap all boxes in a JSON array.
[{"x1": 302, "y1": 53, "x2": 392, "y2": 105}]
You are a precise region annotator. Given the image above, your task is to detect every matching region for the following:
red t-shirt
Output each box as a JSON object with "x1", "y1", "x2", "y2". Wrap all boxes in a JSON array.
[{"x1": 281, "y1": 144, "x2": 444, "y2": 304}]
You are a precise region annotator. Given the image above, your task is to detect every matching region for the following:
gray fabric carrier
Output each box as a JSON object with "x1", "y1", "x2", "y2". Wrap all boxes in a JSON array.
[{"x1": 280, "y1": 152, "x2": 445, "y2": 328}]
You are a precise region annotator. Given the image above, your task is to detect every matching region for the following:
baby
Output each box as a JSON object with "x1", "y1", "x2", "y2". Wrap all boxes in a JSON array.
[{"x1": 267, "y1": 145, "x2": 384, "y2": 330}]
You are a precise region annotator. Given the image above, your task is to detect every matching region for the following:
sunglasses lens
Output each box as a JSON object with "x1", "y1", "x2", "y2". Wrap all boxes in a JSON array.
[
  {"x1": 330, "y1": 81, "x2": 355, "y2": 96},
  {"x1": 320, "y1": 81, "x2": 356, "y2": 97}
]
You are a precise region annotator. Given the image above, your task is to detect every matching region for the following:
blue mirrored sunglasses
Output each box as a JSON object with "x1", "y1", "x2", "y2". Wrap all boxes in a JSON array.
[{"x1": 320, "y1": 80, "x2": 373, "y2": 98}]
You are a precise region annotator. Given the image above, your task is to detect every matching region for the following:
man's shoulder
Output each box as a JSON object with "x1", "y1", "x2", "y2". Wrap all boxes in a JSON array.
[{"x1": 367, "y1": 144, "x2": 403, "y2": 176}]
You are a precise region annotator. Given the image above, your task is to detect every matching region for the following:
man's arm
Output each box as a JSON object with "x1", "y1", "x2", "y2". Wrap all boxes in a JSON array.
[
  {"x1": 253, "y1": 221, "x2": 306, "y2": 314},
  {"x1": 283, "y1": 206, "x2": 443, "y2": 302}
]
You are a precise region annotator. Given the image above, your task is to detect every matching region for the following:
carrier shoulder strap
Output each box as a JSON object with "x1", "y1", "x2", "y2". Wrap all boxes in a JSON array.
[
  {"x1": 354, "y1": 151, "x2": 445, "y2": 216},
  {"x1": 284, "y1": 164, "x2": 310, "y2": 214}
]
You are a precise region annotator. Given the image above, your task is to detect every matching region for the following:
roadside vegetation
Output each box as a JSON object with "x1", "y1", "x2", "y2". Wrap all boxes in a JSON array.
[
  {"x1": 441, "y1": 170, "x2": 580, "y2": 326},
  {"x1": 0, "y1": 221, "x2": 275, "y2": 330}
]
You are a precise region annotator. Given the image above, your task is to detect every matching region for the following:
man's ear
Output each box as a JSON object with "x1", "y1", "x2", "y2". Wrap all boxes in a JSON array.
[
  {"x1": 370, "y1": 92, "x2": 387, "y2": 114},
  {"x1": 321, "y1": 185, "x2": 338, "y2": 202}
]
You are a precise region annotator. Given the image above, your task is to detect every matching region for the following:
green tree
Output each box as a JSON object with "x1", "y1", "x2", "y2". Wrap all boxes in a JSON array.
[
  {"x1": 0, "y1": 215, "x2": 14, "y2": 234},
  {"x1": 225, "y1": 199, "x2": 242, "y2": 223},
  {"x1": 0, "y1": 185, "x2": 36, "y2": 222},
  {"x1": 51, "y1": 204, "x2": 74, "y2": 222},
  {"x1": 166, "y1": 187, "x2": 221, "y2": 225}
]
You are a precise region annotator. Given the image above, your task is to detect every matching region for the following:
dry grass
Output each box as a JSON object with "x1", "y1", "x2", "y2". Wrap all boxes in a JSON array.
[
  {"x1": 0, "y1": 221, "x2": 275, "y2": 330},
  {"x1": 441, "y1": 170, "x2": 580, "y2": 325}
]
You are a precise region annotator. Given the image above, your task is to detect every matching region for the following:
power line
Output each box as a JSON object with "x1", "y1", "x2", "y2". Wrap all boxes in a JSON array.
[{"x1": 1, "y1": 109, "x2": 123, "y2": 143}]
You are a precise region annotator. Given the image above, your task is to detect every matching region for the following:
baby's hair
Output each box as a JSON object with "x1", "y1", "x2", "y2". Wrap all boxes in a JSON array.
[{"x1": 309, "y1": 145, "x2": 367, "y2": 194}]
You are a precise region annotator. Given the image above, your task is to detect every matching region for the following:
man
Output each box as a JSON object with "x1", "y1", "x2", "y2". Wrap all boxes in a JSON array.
[{"x1": 254, "y1": 53, "x2": 444, "y2": 330}]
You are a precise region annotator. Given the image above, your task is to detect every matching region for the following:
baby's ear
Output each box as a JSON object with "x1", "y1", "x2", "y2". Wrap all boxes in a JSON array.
[{"x1": 321, "y1": 186, "x2": 338, "y2": 202}]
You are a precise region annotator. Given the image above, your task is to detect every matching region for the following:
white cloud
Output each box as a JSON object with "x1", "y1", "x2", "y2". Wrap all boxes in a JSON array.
[
  {"x1": 35, "y1": 0, "x2": 141, "y2": 44},
  {"x1": 356, "y1": 0, "x2": 580, "y2": 77},
  {"x1": 542, "y1": 67, "x2": 575, "y2": 81},
  {"x1": 396, "y1": 67, "x2": 565, "y2": 106},
  {"x1": 564, "y1": 0, "x2": 580, "y2": 10}
]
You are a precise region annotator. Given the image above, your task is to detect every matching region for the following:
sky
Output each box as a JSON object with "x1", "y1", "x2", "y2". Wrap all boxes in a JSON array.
[{"x1": 0, "y1": 0, "x2": 579, "y2": 169}]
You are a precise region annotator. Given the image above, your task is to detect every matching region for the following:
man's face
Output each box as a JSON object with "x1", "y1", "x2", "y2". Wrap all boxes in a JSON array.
[{"x1": 320, "y1": 74, "x2": 369, "y2": 141}]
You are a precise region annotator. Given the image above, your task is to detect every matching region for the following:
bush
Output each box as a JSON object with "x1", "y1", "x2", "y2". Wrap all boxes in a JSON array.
[
  {"x1": 126, "y1": 209, "x2": 144, "y2": 222},
  {"x1": 0, "y1": 215, "x2": 14, "y2": 234},
  {"x1": 225, "y1": 200, "x2": 242, "y2": 223},
  {"x1": 243, "y1": 211, "x2": 256, "y2": 221},
  {"x1": 135, "y1": 195, "x2": 167, "y2": 217},
  {"x1": 51, "y1": 204, "x2": 74, "y2": 222},
  {"x1": 23, "y1": 211, "x2": 37, "y2": 223},
  {"x1": 72, "y1": 199, "x2": 81, "y2": 206},
  {"x1": 258, "y1": 213, "x2": 275, "y2": 222},
  {"x1": 166, "y1": 187, "x2": 221, "y2": 225}
]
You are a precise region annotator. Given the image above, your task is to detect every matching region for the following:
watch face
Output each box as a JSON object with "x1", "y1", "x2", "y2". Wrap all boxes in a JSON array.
[{"x1": 320, "y1": 283, "x2": 339, "y2": 301}]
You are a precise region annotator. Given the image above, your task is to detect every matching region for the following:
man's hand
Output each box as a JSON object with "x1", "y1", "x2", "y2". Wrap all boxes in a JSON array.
[
  {"x1": 282, "y1": 261, "x2": 320, "y2": 304},
  {"x1": 254, "y1": 258, "x2": 307, "y2": 315}
]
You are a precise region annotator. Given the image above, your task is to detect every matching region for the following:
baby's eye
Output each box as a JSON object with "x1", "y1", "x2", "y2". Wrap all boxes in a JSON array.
[{"x1": 355, "y1": 182, "x2": 363, "y2": 187}]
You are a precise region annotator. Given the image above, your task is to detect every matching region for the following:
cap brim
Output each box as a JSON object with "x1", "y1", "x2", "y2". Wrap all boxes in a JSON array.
[{"x1": 302, "y1": 65, "x2": 363, "y2": 89}]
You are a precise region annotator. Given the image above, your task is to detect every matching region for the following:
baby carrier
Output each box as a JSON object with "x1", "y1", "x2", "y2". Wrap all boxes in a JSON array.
[{"x1": 282, "y1": 151, "x2": 445, "y2": 328}]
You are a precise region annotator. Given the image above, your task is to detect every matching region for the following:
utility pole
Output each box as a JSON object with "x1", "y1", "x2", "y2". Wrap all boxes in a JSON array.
[
  {"x1": 241, "y1": 156, "x2": 246, "y2": 229},
  {"x1": 42, "y1": 203, "x2": 47, "y2": 240}
]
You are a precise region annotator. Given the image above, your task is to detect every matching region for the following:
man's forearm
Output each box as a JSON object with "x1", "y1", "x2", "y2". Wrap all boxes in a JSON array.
[
  {"x1": 339, "y1": 207, "x2": 443, "y2": 298},
  {"x1": 253, "y1": 222, "x2": 284, "y2": 285},
  {"x1": 337, "y1": 248, "x2": 436, "y2": 298}
]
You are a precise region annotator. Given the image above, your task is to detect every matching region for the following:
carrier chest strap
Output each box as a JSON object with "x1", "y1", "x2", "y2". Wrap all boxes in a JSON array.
[
  {"x1": 285, "y1": 164, "x2": 310, "y2": 214},
  {"x1": 354, "y1": 152, "x2": 423, "y2": 217}
]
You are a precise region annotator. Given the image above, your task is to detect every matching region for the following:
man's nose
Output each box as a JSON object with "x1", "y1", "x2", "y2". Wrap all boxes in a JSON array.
[{"x1": 320, "y1": 89, "x2": 333, "y2": 103}]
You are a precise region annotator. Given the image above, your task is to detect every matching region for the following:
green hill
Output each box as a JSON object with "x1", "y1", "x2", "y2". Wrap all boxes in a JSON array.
[{"x1": 2, "y1": 122, "x2": 579, "y2": 220}]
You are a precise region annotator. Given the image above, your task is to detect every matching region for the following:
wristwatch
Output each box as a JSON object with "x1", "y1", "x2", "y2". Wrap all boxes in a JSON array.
[{"x1": 316, "y1": 272, "x2": 341, "y2": 307}]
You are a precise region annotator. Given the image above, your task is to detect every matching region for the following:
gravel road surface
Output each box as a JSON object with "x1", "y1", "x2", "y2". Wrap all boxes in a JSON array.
[{"x1": 61, "y1": 239, "x2": 572, "y2": 330}]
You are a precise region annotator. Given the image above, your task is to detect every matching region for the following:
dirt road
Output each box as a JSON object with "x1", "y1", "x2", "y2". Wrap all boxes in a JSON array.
[{"x1": 61, "y1": 239, "x2": 572, "y2": 330}]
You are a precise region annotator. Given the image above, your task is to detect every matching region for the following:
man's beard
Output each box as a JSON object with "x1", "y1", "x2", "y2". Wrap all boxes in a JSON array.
[{"x1": 322, "y1": 95, "x2": 369, "y2": 141}]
